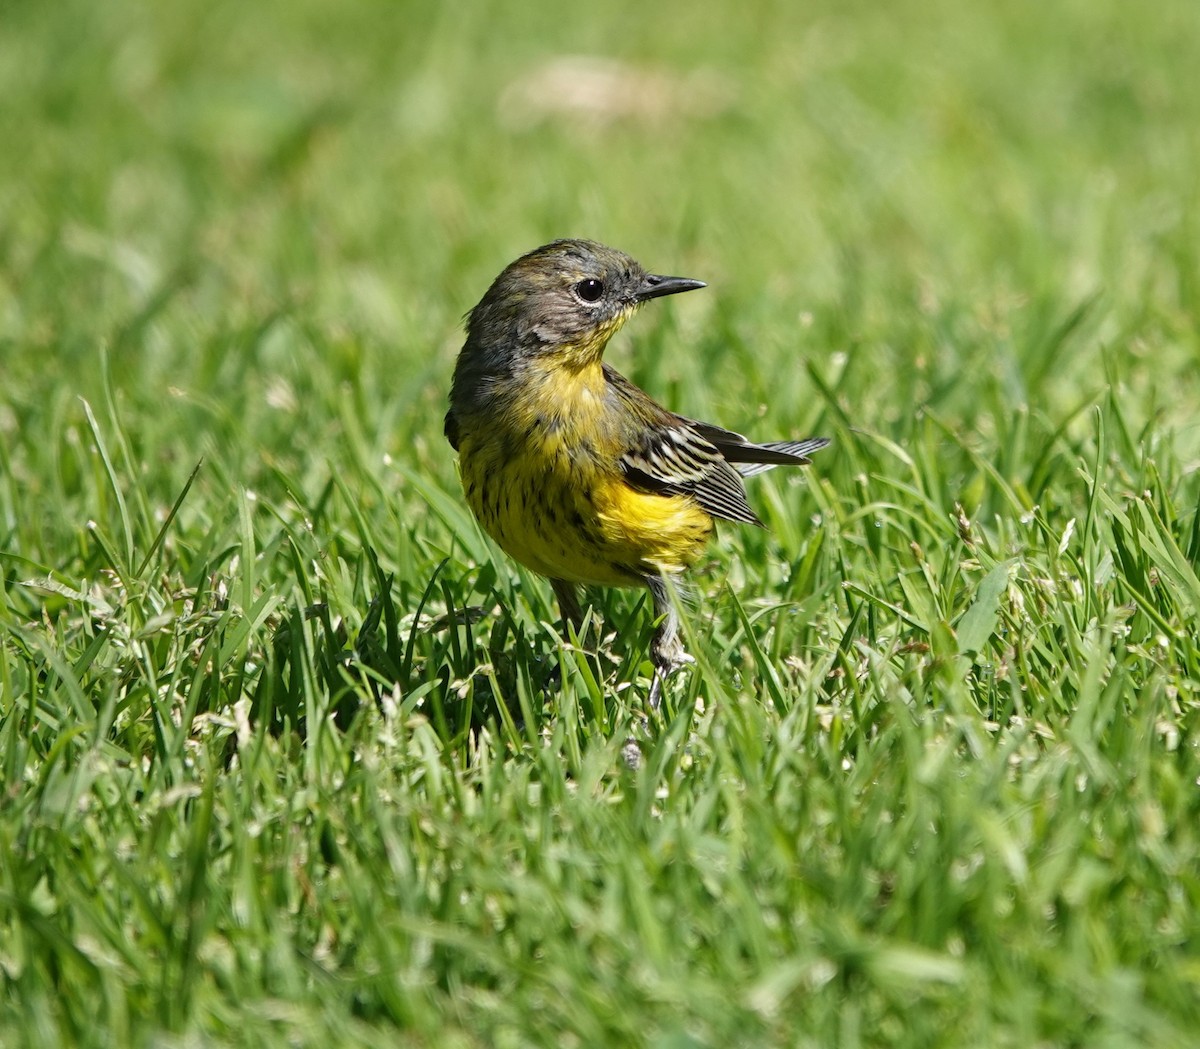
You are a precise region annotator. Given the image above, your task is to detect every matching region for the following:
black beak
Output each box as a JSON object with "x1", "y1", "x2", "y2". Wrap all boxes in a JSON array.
[{"x1": 635, "y1": 273, "x2": 707, "y2": 302}]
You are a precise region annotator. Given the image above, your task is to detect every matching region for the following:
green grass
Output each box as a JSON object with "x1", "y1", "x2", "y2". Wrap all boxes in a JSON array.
[{"x1": 3, "y1": 0, "x2": 1200, "y2": 1044}]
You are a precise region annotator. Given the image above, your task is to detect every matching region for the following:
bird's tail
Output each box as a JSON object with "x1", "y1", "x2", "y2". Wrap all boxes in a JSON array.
[{"x1": 731, "y1": 437, "x2": 831, "y2": 477}]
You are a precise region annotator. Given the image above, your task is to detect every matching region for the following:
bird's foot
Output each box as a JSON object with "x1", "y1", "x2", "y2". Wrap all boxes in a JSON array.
[
  {"x1": 644, "y1": 577, "x2": 692, "y2": 710},
  {"x1": 647, "y1": 633, "x2": 694, "y2": 710}
]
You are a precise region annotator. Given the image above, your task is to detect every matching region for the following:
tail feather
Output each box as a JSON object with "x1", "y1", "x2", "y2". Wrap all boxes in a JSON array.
[
  {"x1": 686, "y1": 417, "x2": 830, "y2": 477},
  {"x1": 728, "y1": 437, "x2": 831, "y2": 477}
]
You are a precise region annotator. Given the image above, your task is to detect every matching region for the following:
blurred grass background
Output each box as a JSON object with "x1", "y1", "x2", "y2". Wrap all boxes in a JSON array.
[{"x1": 2, "y1": 0, "x2": 1199, "y2": 1045}]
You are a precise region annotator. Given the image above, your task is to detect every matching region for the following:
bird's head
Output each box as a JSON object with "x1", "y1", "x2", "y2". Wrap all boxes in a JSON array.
[{"x1": 463, "y1": 239, "x2": 705, "y2": 372}]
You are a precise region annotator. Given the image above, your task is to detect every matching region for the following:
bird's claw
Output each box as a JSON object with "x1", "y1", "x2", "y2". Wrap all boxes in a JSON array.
[{"x1": 647, "y1": 648, "x2": 694, "y2": 710}]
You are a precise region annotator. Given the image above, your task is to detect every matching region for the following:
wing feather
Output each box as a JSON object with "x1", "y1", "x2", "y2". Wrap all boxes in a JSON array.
[
  {"x1": 601, "y1": 364, "x2": 828, "y2": 524},
  {"x1": 621, "y1": 433, "x2": 763, "y2": 525}
]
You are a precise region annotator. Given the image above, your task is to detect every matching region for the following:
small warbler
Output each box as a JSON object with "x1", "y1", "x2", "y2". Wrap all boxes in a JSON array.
[{"x1": 445, "y1": 239, "x2": 828, "y2": 705}]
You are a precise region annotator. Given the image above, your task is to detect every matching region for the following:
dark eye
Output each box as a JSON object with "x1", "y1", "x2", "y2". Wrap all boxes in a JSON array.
[{"x1": 574, "y1": 278, "x2": 604, "y2": 303}]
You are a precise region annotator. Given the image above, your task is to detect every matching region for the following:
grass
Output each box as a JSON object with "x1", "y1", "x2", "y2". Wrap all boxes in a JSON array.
[{"x1": 2, "y1": 0, "x2": 1200, "y2": 1044}]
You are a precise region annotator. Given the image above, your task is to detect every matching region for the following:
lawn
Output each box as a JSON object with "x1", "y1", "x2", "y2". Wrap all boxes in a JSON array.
[{"x1": 2, "y1": 0, "x2": 1199, "y2": 1045}]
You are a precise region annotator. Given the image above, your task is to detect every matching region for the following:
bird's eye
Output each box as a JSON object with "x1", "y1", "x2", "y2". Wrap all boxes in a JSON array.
[{"x1": 574, "y1": 278, "x2": 605, "y2": 303}]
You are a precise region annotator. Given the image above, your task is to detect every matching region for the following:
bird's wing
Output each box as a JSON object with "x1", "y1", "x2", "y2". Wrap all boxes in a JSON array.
[
  {"x1": 620, "y1": 422, "x2": 763, "y2": 525},
  {"x1": 601, "y1": 365, "x2": 761, "y2": 525},
  {"x1": 602, "y1": 364, "x2": 828, "y2": 523}
]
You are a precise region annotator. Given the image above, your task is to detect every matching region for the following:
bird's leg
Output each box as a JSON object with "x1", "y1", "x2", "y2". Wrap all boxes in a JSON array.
[
  {"x1": 550, "y1": 577, "x2": 584, "y2": 634},
  {"x1": 645, "y1": 575, "x2": 694, "y2": 709}
]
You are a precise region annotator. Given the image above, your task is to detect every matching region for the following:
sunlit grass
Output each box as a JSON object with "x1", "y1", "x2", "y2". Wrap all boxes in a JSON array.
[{"x1": 2, "y1": 0, "x2": 1199, "y2": 1045}]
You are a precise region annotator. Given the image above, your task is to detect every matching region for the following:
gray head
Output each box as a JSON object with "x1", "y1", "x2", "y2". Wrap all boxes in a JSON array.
[{"x1": 461, "y1": 239, "x2": 705, "y2": 371}]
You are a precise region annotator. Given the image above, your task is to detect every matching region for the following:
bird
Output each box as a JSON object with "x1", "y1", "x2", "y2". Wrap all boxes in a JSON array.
[{"x1": 445, "y1": 239, "x2": 829, "y2": 706}]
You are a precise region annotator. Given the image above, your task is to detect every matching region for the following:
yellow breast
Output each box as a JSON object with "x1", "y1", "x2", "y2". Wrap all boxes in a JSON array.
[
  {"x1": 589, "y1": 475, "x2": 712, "y2": 577},
  {"x1": 455, "y1": 361, "x2": 713, "y2": 587}
]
